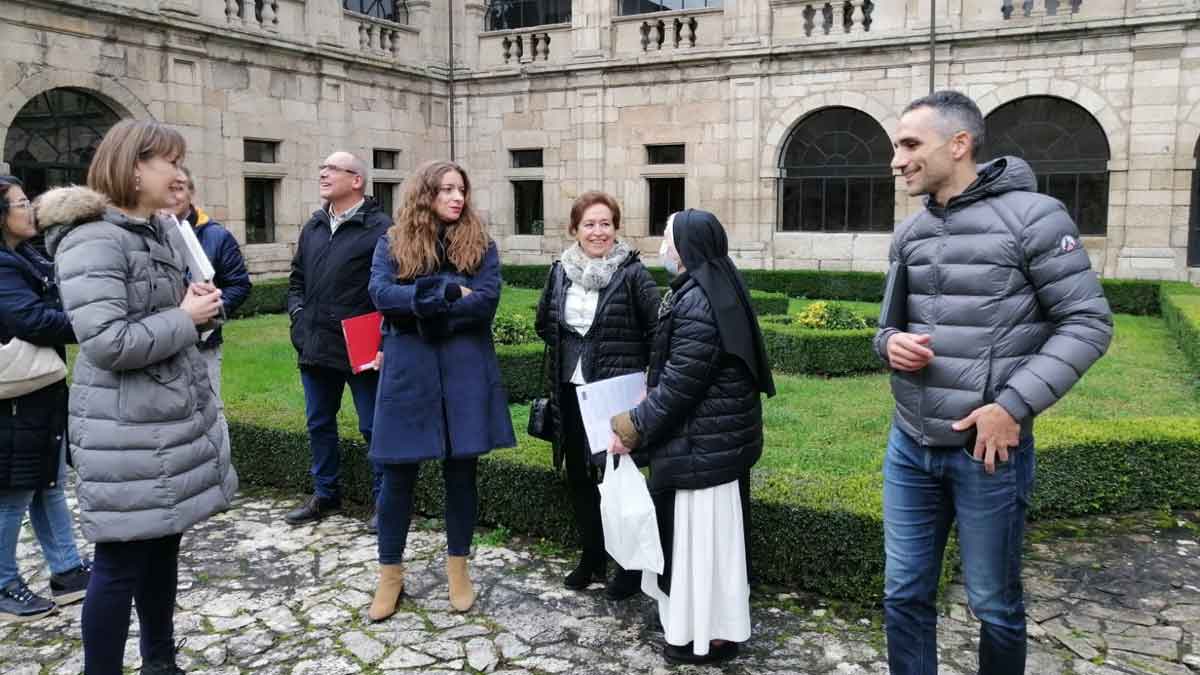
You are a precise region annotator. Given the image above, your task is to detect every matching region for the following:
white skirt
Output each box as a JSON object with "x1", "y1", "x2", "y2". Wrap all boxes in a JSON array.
[{"x1": 641, "y1": 479, "x2": 751, "y2": 656}]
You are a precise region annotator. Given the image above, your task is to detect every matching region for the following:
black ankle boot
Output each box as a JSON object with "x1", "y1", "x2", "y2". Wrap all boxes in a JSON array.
[
  {"x1": 564, "y1": 554, "x2": 606, "y2": 590},
  {"x1": 605, "y1": 565, "x2": 642, "y2": 601}
]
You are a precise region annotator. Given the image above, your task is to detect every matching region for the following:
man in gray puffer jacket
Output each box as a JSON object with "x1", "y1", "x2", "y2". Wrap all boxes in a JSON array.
[{"x1": 876, "y1": 91, "x2": 1112, "y2": 675}]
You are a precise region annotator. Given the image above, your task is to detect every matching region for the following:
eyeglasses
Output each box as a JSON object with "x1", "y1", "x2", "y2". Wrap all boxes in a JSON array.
[
  {"x1": 6, "y1": 199, "x2": 31, "y2": 210},
  {"x1": 319, "y1": 164, "x2": 359, "y2": 176}
]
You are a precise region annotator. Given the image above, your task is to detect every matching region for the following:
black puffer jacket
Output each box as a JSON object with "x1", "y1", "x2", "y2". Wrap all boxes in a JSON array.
[
  {"x1": 0, "y1": 243, "x2": 74, "y2": 490},
  {"x1": 629, "y1": 276, "x2": 762, "y2": 491},
  {"x1": 287, "y1": 198, "x2": 392, "y2": 372},
  {"x1": 535, "y1": 254, "x2": 660, "y2": 469}
]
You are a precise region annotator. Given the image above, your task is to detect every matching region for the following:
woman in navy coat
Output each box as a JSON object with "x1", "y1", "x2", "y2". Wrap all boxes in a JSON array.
[{"x1": 366, "y1": 160, "x2": 515, "y2": 621}]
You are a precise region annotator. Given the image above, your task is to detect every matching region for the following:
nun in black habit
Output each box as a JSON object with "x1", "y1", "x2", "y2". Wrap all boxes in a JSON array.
[{"x1": 609, "y1": 208, "x2": 774, "y2": 666}]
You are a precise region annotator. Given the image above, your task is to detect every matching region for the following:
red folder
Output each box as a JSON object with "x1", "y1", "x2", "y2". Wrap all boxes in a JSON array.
[{"x1": 341, "y1": 311, "x2": 384, "y2": 374}]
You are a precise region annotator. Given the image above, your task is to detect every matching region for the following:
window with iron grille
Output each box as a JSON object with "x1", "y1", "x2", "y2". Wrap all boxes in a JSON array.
[
  {"x1": 344, "y1": 0, "x2": 409, "y2": 24},
  {"x1": 620, "y1": 0, "x2": 722, "y2": 15},
  {"x1": 777, "y1": 106, "x2": 894, "y2": 233},
  {"x1": 982, "y1": 96, "x2": 1110, "y2": 236},
  {"x1": 484, "y1": 0, "x2": 570, "y2": 31},
  {"x1": 648, "y1": 177, "x2": 684, "y2": 237},
  {"x1": 244, "y1": 178, "x2": 277, "y2": 244}
]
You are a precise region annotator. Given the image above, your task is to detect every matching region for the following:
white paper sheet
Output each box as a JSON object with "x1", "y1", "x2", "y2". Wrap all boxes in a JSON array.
[{"x1": 576, "y1": 372, "x2": 647, "y2": 455}]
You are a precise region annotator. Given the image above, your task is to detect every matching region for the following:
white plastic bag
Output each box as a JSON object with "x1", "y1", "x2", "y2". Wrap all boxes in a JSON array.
[{"x1": 598, "y1": 453, "x2": 664, "y2": 574}]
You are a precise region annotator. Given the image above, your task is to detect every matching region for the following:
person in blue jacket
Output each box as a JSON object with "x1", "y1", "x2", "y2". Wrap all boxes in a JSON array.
[
  {"x1": 365, "y1": 160, "x2": 515, "y2": 620},
  {"x1": 169, "y1": 167, "x2": 252, "y2": 401},
  {"x1": 0, "y1": 175, "x2": 90, "y2": 622}
]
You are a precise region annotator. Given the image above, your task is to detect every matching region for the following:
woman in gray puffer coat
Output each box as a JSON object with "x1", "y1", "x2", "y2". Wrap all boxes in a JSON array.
[{"x1": 40, "y1": 119, "x2": 236, "y2": 675}]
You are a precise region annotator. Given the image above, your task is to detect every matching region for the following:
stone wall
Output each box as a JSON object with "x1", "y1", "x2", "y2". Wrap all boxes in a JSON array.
[{"x1": 3, "y1": 0, "x2": 1200, "y2": 280}]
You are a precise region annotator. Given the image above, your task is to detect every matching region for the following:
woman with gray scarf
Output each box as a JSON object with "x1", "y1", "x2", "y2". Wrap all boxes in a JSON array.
[{"x1": 534, "y1": 191, "x2": 660, "y2": 598}]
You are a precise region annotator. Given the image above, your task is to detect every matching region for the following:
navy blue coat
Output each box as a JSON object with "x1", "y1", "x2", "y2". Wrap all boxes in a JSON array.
[
  {"x1": 367, "y1": 235, "x2": 516, "y2": 463},
  {"x1": 289, "y1": 199, "x2": 392, "y2": 373},
  {"x1": 0, "y1": 243, "x2": 74, "y2": 489},
  {"x1": 185, "y1": 208, "x2": 252, "y2": 349}
]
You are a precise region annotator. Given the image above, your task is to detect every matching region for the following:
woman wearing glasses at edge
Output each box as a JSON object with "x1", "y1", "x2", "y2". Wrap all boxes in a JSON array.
[
  {"x1": 0, "y1": 175, "x2": 91, "y2": 623},
  {"x1": 608, "y1": 209, "x2": 774, "y2": 666}
]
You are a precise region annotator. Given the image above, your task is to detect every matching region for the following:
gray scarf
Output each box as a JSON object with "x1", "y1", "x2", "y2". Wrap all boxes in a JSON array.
[{"x1": 559, "y1": 240, "x2": 633, "y2": 291}]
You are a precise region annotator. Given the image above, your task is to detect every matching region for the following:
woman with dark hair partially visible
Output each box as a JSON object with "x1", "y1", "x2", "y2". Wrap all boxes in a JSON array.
[
  {"x1": 608, "y1": 209, "x2": 775, "y2": 666},
  {"x1": 43, "y1": 119, "x2": 237, "y2": 675},
  {"x1": 0, "y1": 175, "x2": 90, "y2": 623}
]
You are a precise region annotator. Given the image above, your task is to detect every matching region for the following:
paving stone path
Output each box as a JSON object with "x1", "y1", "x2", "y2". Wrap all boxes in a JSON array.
[{"x1": 3, "y1": 489, "x2": 1197, "y2": 674}]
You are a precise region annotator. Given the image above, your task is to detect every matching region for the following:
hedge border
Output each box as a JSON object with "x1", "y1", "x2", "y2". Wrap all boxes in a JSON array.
[
  {"x1": 238, "y1": 268, "x2": 1189, "y2": 319},
  {"x1": 227, "y1": 414, "x2": 1200, "y2": 603}
]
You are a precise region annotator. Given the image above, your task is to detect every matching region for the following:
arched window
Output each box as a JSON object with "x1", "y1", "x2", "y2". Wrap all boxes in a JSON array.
[
  {"x1": 982, "y1": 96, "x2": 1110, "y2": 236},
  {"x1": 3, "y1": 88, "x2": 121, "y2": 199},
  {"x1": 777, "y1": 106, "x2": 895, "y2": 232},
  {"x1": 344, "y1": 0, "x2": 409, "y2": 24},
  {"x1": 484, "y1": 0, "x2": 571, "y2": 31}
]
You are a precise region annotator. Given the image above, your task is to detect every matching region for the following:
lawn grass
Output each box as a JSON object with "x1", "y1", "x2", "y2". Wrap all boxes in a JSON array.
[{"x1": 220, "y1": 298, "x2": 1200, "y2": 480}]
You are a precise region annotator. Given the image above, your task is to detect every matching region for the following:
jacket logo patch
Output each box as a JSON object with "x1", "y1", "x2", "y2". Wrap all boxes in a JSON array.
[{"x1": 1060, "y1": 235, "x2": 1080, "y2": 253}]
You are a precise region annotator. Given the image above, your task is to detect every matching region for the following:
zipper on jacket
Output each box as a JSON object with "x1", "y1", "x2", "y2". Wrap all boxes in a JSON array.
[{"x1": 11, "y1": 400, "x2": 16, "y2": 416}]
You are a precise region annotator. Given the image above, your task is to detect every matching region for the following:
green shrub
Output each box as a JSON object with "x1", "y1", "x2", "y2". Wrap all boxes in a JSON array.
[
  {"x1": 748, "y1": 290, "x2": 789, "y2": 316},
  {"x1": 1163, "y1": 293, "x2": 1200, "y2": 374},
  {"x1": 230, "y1": 277, "x2": 288, "y2": 318},
  {"x1": 794, "y1": 301, "x2": 870, "y2": 330},
  {"x1": 759, "y1": 322, "x2": 881, "y2": 376},
  {"x1": 1100, "y1": 279, "x2": 1162, "y2": 316},
  {"x1": 497, "y1": 342, "x2": 545, "y2": 403},
  {"x1": 492, "y1": 313, "x2": 537, "y2": 346},
  {"x1": 502, "y1": 265, "x2": 553, "y2": 290}
]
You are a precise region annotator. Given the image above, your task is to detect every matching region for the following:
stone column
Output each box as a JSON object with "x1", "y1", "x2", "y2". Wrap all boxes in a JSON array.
[{"x1": 572, "y1": 0, "x2": 609, "y2": 60}]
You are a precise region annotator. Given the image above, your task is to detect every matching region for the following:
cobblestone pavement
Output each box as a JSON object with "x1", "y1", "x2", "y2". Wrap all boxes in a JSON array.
[{"x1": 3, "y1": 490, "x2": 1197, "y2": 675}]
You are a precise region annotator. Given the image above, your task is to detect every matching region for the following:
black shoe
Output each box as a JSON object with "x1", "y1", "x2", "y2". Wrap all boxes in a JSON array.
[
  {"x1": 563, "y1": 555, "x2": 606, "y2": 590},
  {"x1": 140, "y1": 638, "x2": 187, "y2": 674},
  {"x1": 50, "y1": 560, "x2": 91, "y2": 605},
  {"x1": 284, "y1": 494, "x2": 341, "y2": 525},
  {"x1": 0, "y1": 579, "x2": 56, "y2": 623},
  {"x1": 140, "y1": 660, "x2": 186, "y2": 675},
  {"x1": 663, "y1": 641, "x2": 739, "y2": 666},
  {"x1": 605, "y1": 566, "x2": 641, "y2": 601},
  {"x1": 365, "y1": 510, "x2": 378, "y2": 534}
]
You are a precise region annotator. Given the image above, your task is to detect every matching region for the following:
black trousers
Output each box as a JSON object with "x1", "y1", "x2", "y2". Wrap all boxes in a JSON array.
[
  {"x1": 559, "y1": 383, "x2": 605, "y2": 563},
  {"x1": 82, "y1": 534, "x2": 182, "y2": 675}
]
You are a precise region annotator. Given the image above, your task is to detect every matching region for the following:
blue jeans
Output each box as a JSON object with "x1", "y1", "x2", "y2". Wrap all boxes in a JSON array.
[
  {"x1": 0, "y1": 446, "x2": 84, "y2": 587},
  {"x1": 377, "y1": 458, "x2": 478, "y2": 564},
  {"x1": 299, "y1": 365, "x2": 382, "y2": 501},
  {"x1": 883, "y1": 425, "x2": 1036, "y2": 675}
]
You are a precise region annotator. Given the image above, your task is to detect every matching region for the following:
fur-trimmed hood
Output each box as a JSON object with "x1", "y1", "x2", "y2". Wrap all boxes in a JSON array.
[{"x1": 38, "y1": 186, "x2": 110, "y2": 256}]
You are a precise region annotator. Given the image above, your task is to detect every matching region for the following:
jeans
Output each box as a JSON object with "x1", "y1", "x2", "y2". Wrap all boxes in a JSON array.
[
  {"x1": 82, "y1": 534, "x2": 182, "y2": 675},
  {"x1": 883, "y1": 425, "x2": 1036, "y2": 675},
  {"x1": 299, "y1": 365, "x2": 382, "y2": 501},
  {"x1": 0, "y1": 444, "x2": 84, "y2": 587},
  {"x1": 377, "y1": 458, "x2": 478, "y2": 564}
]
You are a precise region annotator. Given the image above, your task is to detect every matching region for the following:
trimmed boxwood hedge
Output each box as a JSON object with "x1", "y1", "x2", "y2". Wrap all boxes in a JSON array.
[
  {"x1": 748, "y1": 290, "x2": 789, "y2": 316},
  {"x1": 226, "y1": 413, "x2": 1200, "y2": 603},
  {"x1": 233, "y1": 268, "x2": 1189, "y2": 319},
  {"x1": 1163, "y1": 292, "x2": 1200, "y2": 376},
  {"x1": 759, "y1": 322, "x2": 882, "y2": 376},
  {"x1": 229, "y1": 277, "x2": 289, "y2": 319}
]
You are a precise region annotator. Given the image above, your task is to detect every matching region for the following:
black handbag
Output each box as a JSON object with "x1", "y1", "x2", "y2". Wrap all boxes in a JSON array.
[{"x1": 527, "y1": 344, "x2": 554, "y2": 442}]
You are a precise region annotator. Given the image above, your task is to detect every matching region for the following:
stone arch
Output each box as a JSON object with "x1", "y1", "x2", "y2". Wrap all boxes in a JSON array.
[
  {"x1": 972, "y1": 79, "x2": 1126, "y2": 162},
  {"x1": 762, "y1": 91, "x2": 898, "y2": 178},
  {"x1": 0, "y1": 72, "x2": 152, "y2": 168}
]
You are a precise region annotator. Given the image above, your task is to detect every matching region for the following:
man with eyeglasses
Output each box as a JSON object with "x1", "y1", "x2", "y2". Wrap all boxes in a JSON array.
[{"x1": 285, "y1": 151, "x2": 391, "y2": 530}]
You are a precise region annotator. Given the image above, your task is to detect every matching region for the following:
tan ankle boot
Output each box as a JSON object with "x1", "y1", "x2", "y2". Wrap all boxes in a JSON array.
[
  {"x1": 368, "y1": 564, "x2": 404, "y2": 622},
  {"x1": 446, "y1": 555, "x2": 475, "y2": 612}
]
